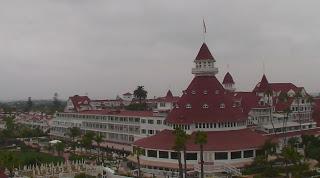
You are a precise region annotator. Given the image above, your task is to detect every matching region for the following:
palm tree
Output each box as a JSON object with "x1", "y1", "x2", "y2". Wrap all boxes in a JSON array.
[
  {"x1": 261, "y1": 139, "x2": 277, "y2": 161},
  {"x1": 264, "y1": 90, "x2": 277, "y2": 135},
  {"x1": 68, "y1": 127, "x2": 81, "y2": 153},
  {"x1": 173, "y1": 129, "x2": 184, "y2": 178},
  {"x1": 134, "y1": 146, "x2": 144, "y2": 178},
  {"x1": 294, "y1": 91, "x2": 303, "y2": 131},
  {"x1": 94, "y1": 134, "x2": 104, "y2": 164},
  {"x1": 282, "y1": 107, "x2": 292, "y2": 145},
  {"x1": 281, "y1": 146, "x2": 302, "y2": 178},
  {"x1": 195, "y1": 131, "x2": 207, "y2": 178},
  {"x1": 133, "y1": 86, "x2": 148, "y2": 104},
  {"x1": 174, "y1": 128, "x2": 189, "y2": 178}
]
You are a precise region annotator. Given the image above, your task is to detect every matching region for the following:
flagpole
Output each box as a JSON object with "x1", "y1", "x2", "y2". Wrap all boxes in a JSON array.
[{"x1": 202, "y1": 18, "x2": 206, "y2": 43}]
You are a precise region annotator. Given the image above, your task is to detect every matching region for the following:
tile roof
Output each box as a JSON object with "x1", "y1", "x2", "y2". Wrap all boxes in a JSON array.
[
  {"x1": 134, "y1": 129, "x2": 268, "y2": 151},
  {"x1": 195, "y1": 43, "x2": 215, "y2": 61},
  {"x1": 79, "y1": 109, "x2": 155, "y2": 117},
  {"x1": 166, "y1": 76, "x2": 247, "y2": 124},
  {"x1": 222, "y1": 72, "x2": 235, "y2": 84}
]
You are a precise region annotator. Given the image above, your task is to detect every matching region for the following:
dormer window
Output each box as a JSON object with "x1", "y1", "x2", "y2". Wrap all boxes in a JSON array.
[
  {"x1": 220, "y1": 103, "x2": 225, "y2": 109},
  {"x1": 183, "y1": 90, "x2": 187, "y2": 95},
  {"x1": 176, "y1": 105, "x2": 179, "y2": 109},
  {"x1": 186, "y1": 104, "x2": 192, "y2": 109},
  {"x1": 191, "y1": 90, "x2": 196, "y2": 95},
  {"x1": 203, "y1": 90, "x2": 208, "y2": 95},
  {"x1": 203, "y1": 104, "x2": 209, "y2": 109},
  {"x1": 215, "y1": 90, "x2": 220, "y2": 94}
]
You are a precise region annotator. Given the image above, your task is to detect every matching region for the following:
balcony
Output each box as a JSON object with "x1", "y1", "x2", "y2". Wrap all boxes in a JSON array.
[{"x1": 192, "y1": 67, "x2": 218, "y2": 75}]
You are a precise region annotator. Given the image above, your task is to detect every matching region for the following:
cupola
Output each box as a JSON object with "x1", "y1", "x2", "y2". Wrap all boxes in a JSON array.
[{"x1": 191, "y1": 43, "x2": 218, "y2": 76}]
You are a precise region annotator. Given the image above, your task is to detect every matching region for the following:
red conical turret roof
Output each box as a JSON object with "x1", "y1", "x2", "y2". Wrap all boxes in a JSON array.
[
  {"x1": 222, "y1": 72, "x2": 235, "y2": 84},
  {"x1": 195, "y1": 43, "x2": 215, "y2": 61},
  {"x1": 253, "y1": 74, "x2": 271, "y2": 93},
  {"x1": 166, "y1": 90, "x2": 173, "y2": 98}
]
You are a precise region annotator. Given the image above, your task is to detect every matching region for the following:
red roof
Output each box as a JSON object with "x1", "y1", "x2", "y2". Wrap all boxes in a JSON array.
[
  {"x1": 69, "y1": 95, "x2": 91, "y2": 111},
  {"x1": 222, "y1": 72, "x2": 235, "y2": 84},
  {"x1": 232, "y1": 92, "x2": 264, "y2": 113},
  {"x1": 166, "y1": 90, "x2": 173, "y2": 98},
  {"x1": 275, "y1": 98, "x2": 294, "y2": 111},
  {"x1": 123, "y1": 92, "x2": 133, "y2": 96},
  {"x1": 134, "y1": 129, "x2": 268, "y2": 151},
  {"x1": 253, "y1": 74, "x2": 271, "y2": 93},
  {"x1": 270, "y1": 83, "x2": 297, "y2": 93},
  {"x1": 195, "y1": 43, "x2": 215, "y2": 61},
  {"x1": 166, "y1": 76, "x2": 247, "y2": 124},
  {"x1": 79, "y1": 109, "x2": 155, "y2": 117}
]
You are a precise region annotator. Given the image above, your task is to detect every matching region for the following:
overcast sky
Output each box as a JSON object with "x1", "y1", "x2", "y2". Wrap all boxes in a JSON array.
[{"x1": 0, "y1": 0, "x2": 320, "y2": 101}]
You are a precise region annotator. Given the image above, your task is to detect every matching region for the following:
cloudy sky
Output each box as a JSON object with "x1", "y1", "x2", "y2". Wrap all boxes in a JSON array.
[{"x1": 0, "y1": 0, "x2": 319, "y2": 100}]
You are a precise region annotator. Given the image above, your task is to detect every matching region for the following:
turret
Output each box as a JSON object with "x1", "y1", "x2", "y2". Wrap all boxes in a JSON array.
[
  {"x1": 222, "y1": 72, "x2": 235, "y2": 92},
  {"x1": 191, "y1": 43, "x2": 218, "y2": 76}
]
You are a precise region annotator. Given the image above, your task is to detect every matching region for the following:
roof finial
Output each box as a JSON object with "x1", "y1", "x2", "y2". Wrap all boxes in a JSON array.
[{"x1": 202, "y1": 18, "x2": 206, "y2": 43}]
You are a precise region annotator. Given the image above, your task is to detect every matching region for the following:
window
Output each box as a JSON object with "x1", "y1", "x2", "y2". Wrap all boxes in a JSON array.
[
  {"x1": 141, "y1": 119, "x2": 146, "y2": 124},
  {"x1": 231, "y1": 151, "x2": 242, "y2": 159},
  {"x1": 159, "y1": 151, "x2": 169, "y2": 159},
  {"x1": 186, "y1": 153, "x2": 198, "y2": 160},
  {"x1": 186, "y1": 104, "x2": 192, "y2": 109},
  {"x1": 148, "y1": 120, "x2": 154, "y2": 124},
  {"x1": 203, "y1": 104, "x2": 209, "y2": 109},
  {"x1": 148, "y1": 130, "x2": 154, "y2": 135},
  {"x1": 160, "y1": 102, "x2": 166, "y2": 107},
  {"x1": 171, "y1": 152, "x2": 178, "y2": 159},
  {"x1": 220, "y1": 103, "x2": 225, "y2": 109},
  {"x1": 215, "y1": 152, "x2": 228, "y2": 160},
  {"x1": 203, "y1": 90, "x2": 208, "y2": 95},
  {"x1": 157, "y1": 120, "x2": 162, "y2": 125},
  {"x1": 141, "y1": 129, "x2": 146, "y2": 134},
  {"x1": 191, "y1": 90, "x2": 196, "y2": 95},
  {"x1": 243, "y1": 150, "x2": 254, "y2": 158},
  {"x1": 147, "y1": 150, "x2": 157, "y2": 158}
]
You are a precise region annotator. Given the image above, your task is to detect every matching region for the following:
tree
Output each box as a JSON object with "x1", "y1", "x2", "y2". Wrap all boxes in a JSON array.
[
  {"x1": 174, "y1": 128, "x2": 189, "y2": 178},
  {"x1": 261, "y1": 139, "x2": 277, "y2": 161},
  {"x1": 133, "y1": 86, "x2": 147, "y2": 104},
  {"x1": 55, "y1": 142, "x2": 65, "y2": 156},
  {"x1": 195, "y1": 131, "x2": 207, "y2": 178},
  {"x1": 68, "y1": 127, "x2": 81, "y2": 153},
  {"x1": 52, "y1": 92, "x2": 61, "y2": 112},
  {"x1": 133, "y1": 146, "x2": 144, "y2": 178},
  {"x1": 282, "y1": 107, "x2": 292, "y2": 145},
  {"x1": 0, "y1": 152, "x2": 19, "y2": 177},
  {"x1": 173, "y1": 129, "x2": 184, "y2": 178},
  {"x1": 264, "y1": 90, "x2": 277, "y2": 135},
  {"x1": 94, "y1": 134, "x2": 104, "y2": 164},
  {"x1": 25, "y1": 97, "x2": 33, "y2": 112},
  {"x1": 281, "y1": 146, "x2": 303, "y2": 177},
  {"x1": 287, "y1": 137, "x2": 300, "y2": 150},
  {"x1": 81, "y1": 131, "x2": 95, "y2": 154},
  {"x1": 294, "y1": 91, "x2": 303, "y2": 131}
]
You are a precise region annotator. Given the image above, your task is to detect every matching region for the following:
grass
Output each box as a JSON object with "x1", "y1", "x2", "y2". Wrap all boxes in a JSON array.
[{"x1": 0, "y1": 150, "x2": 64, "y2": 167}]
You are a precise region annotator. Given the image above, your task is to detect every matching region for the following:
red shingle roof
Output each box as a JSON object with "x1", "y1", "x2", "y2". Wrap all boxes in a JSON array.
[
  {"x1": 166, "y1": 76, "x2": 247, "y2": 124},
  {"x1": 222, "y1": 72, "x2": 235, "y2": 84},
  {"x1": 69, "y1": 95, "x2": 91, "y2": 111},
  {"x1": 195, "y1": 43, "x2": 215, "y2": 61},
  {"x1": 79, "y1": 109, "x2": 155, "y2": 117},
  {"x1": 134, "y1": 129, "x2": 268, "y2": 151},
  {"x1": 253, "y1": 74, "x2": 271, "y2": 93},
  {"x1": 270, "y1": 83, "x2": 297, "y2": 93}
]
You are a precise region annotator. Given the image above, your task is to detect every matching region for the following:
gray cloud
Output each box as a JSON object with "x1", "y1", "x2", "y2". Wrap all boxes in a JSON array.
[{"x1": 0, "y1": 0, "x2": 319, "y2": 100}]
